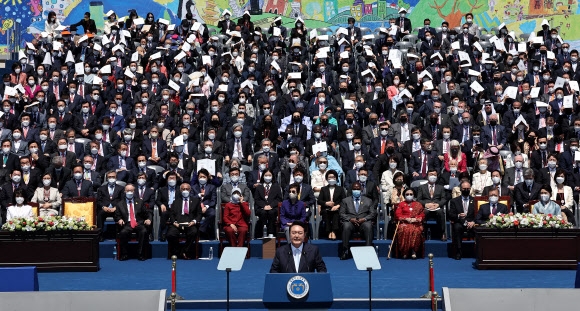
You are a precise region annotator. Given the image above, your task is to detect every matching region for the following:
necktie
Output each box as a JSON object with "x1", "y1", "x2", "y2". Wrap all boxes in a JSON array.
[
  {"x1": 542, "y1": 151, "x2": 547, "y2": 167},
  {"x1": 463, "y1": 126, "x2": 469, "y2": 142},
  {"x1": 109, "y1": 186, "x2": 114, "y2": 197},
  {"x1": 152, "y1": 140, "x2": 157, "y2": 158},
  {"x1": 492, "y1": 127, "x2": 497, "y2": 145},
  {"x1": 429, "y1": 185, "x2": 434, "y2": 198},
  {"x1": 421, "y1": 152, "x2": 428, "y2": 177},
  {"x1": 355, "y1": 199, "x2": 360, "y2": 212},
  {"x1": 140, "y1": 187, "x2": 144, "y2": 199},
  {"x1": 77, "y1": 181, "x2": 81, "y2": 196},
  {"x1": 54, "y1": 85, "x2": 59, "y2": 100},
  {"x1": 492, "y1": 204, "x2": 497, "y2": 215},
  {"x1": 265, "y1": 184, "x2": 270, "y2": 197},
  {"x1": 432, "y1": 127, "x2": 437, "y2": 140},
  {"x1": 23, "y1": 127, "x2": 28, "y2": 138},
  {"x1": 61, "y1": 153, "x2": 66, "y2": 166},
  {"x1": 128, "y1": 200, "x2": 137, "y2": 228},
  {"x1": 184, "y1": 199, "x2": 189, "y2": 214},
  {"x1": 85, "y1": 171, "x2": 90, "y2": 180},
  {"x1": 380, "y1": 138, "x2": 386, "y2": 154},
  {"x1": 24, "y1": 173, "x2": 29, "y2": 183}
]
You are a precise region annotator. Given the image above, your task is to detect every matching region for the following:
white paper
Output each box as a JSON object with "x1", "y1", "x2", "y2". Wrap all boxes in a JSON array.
[
  {"x1": 514, "y1": 115, "x2": 528, "y2": 126},
  {"x1": 75, "y1": 62, "x2": 84, "y2": 75},
  {"x1": 458, "y1": 51, "x2": 471, "y2": 63},
  {"x1": 470, "y1": 81, "x2": 484, "y2": 93},
  {"x1": 493, "y1": 40, "x2": 506, "y2": 51},
  {"x1": 133, "y1": 18, "x2": 144, "y2": 25},
  {"x1": 197, "y1": 159, "x2": 216, "y2": 176},
  {"x1": 530, "y1": 87, "x2": 541, "y2": 98},
  {"x1": 503, "y1": 86, "x2": 518, "y2": 99},
  {"x1": 569, "y1": 81, "x2": 579, "y2": 92},
  {"x1": 123, "y1": 67, "x2": 135, "y2": 79},
  {"x1": 202, "y1": 55, "x2": 211, "y2": 65},
  {"x1": 564, "y1": 95, "x2": 573, "y2": 108},
  {"x1": 423, "y1": 80, "x2": 434, "y2": 90},
  {"x1": 517, "y1": 61, "x2": 527, "y2": 71},
  {"x1": 555, "y1": 77, "x2": 566, "y2": 89},
  {"x1": 312, "y1": 142, "x2": 328, "y2": 155},
  {"x1": 575, "y1": 151, "x2": 580, "y2": 162},
  {"x1": 388, "y1": 49, "x2": 402, "y2": 68},
  {"x1": 451, "y1": 41, "x2": 460, "y2": 50}
]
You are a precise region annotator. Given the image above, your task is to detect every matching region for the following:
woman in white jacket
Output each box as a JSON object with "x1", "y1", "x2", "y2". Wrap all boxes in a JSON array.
[
  {"x1": 552, "y1": 169, "x2": 575, "y2": 226},
  {"x1": 31, "y1": 173, "x2": 61, "y2": 217},
  {"x1": 44, "y1": 11, "x2": 61, "y2": 38}
]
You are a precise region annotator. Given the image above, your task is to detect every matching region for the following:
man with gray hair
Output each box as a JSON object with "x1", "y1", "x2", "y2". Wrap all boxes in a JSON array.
[
  {"x1": 47, "y1": 155, "x2": 71, "y2": 191},
  {"x1": 514, "y1": 168, "x2": 542, "y2": 213},
  {"x1": 225, "y1": 123, "x2": 252, "y2": 166}
]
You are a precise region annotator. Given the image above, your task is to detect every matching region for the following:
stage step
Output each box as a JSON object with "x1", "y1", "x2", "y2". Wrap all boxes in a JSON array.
[{"x1": 99, "y1": 239, "x2": 475, "y2": 260}]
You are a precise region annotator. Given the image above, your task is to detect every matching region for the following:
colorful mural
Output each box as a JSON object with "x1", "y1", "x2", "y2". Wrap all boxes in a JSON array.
[{"x1": 2, "y1": 0, "x2": 580, "y2": 52}]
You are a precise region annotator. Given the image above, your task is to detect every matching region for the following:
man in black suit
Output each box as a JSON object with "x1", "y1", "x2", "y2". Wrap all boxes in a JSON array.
[
  {"x1": 115, "y1": 184, "x2": 151, "y2": 261},
  {"x1": 394, "y1": 8, "x2": 412, "y2": 40},
  {"x1": 217, "y1": 11, "x2": 236, "y2": 34},
  {"x1": 61, "y1": 165, "x2": 94, "y2": 198},
  {"x1": 417, "y1": 169, "x2": 448, "y2": 241},
  {"x1": 167, "y1": 183, "x2": 201, "y2": 259},
  {"x1": 0, "y1": 139, "x2": 20, "y2": 173},
  {"x1": 514, "y1": 169, "x2": 543, "y2": 213},
  {"x1": 70, "y1": 12, "x2": 97, "y2": 34},
  {"x1": 0, "y1": 170, "x2": 31, "y2": 222},
  {"x1": 346, "y1": 17, "x2": 361, "y2": 44},
  {"x1": 270, "y1": 221, "x2": 327, "y2": 273},
  {"x1": 19, "y1": 157, "x2": 41, "y2": 191},
  {"x1": 155, "y1": 171, "x2": 182, "y2": 241},
  {"x1": 96, "y1": 170, "x2": 125, "y2": 239},
  {"x1": 409, "y1": 139, "x2": 441, "y2": 181},
  {"x1": 483, "y1": 170, "x2": 511, "y2": 198},
  {"x1": 46, "y1": 155, "x2": 71, "y2": 191},
  {"x1": 476, "y1": 188, "x2": 509, "y2": 225},
  {"x1": 448, "y1": 180, "x2": 476, "y2": 260}
]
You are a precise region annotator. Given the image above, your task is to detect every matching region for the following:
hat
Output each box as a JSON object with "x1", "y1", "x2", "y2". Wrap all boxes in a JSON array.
[
  {"x1": 399, "y1": 7, "x2": 407, "y2": 13},
  {"x1": 222, "y1": 10, "x2": 231, "y2": 16}
]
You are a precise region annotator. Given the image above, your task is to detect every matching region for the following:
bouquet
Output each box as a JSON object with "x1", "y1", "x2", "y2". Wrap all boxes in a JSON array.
[
  {"x1": 1, "y1": 216, "x2": 93, "y2": 232},
  {"x1": 486, "y1": 213, "x2": 573, "y2": 229}
]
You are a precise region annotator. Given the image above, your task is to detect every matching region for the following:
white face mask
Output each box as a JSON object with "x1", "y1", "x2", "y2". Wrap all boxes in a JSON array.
[
  {"x1": 43, "y1": 179, "x2": 52, "y2": 186},
  {"x1": 15, "y1": 197, "x2": 25, "y2": 204},
  {"x1": 318, "y1": 163, "x2": 327, "y2": 170},
  {"x1": 556, "y1": 177, "x2": 565, "y2": 184},
  {"x1": 428, "y1": 175, "x2": 437, "y2": 183},
  {"x1": 479, "y1": 164, "x2": 487, "y2": 171},
  {"x1": 263, "y1": 176, "x2": 272, "y2": 183},
  {"x1": 489, "y1": 196, "x2": 498, "y2": 204},
  {"x1": 492, "y1": 177, "x2": 501, "y2": 184},
  {"x1": 541, "y1": 194, "x2": 550, "y2": 202},
  {"x1": 405, "y1": 195, "x2": 414, "y2": 202}
]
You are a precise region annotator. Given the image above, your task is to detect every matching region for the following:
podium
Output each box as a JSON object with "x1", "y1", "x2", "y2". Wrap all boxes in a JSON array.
[{"x1": 263, "y1": 273, "x2": 333, "y2": 310}]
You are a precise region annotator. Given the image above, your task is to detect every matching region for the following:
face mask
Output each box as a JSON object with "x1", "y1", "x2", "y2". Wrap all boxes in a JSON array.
[
  {"x1": 233, "y1": 131, "x2": 242, "y2": 138},
  {"x1": 352, "y1": 190, "x2": 361, "y2": 198},
  {"x1": 88, "y1": 147, "x2": 98, "y2": 155},
  {"x1": 43, "y1": 179, "x2": 52, "y2": 186},
  {"x1": 442, "y1": 133, "x2": 450, "y2": 140},
  {"x1": 167, "y1": 180, "x2": 177, "y2": 187},
  {"x1": 541, "y1": 194, "x2": 550, "y2": 202},
  {"x1": 124, "y1": 135, "x2": 132, "y2": 142},
  {"x1": 82, "y1": 107, "x2": 89, "y2": 114},
  {"x1": 124, "y1": 192, "x2": 134, "y2": 199},
  {"x1": 548, "y1": 161, "x2": 556, "y2": 168},
  {"x1": 119, "y1": 151, "x2": 127, "y2": 157},
  {"x1": 74, "y1": 173, "x2": 83, "y2": 180},
  {"x1": 539, "y1": 143, "x2": 547, "y2": 150},
  {"x1": 489, "y1": 196, "x2": 498, "y2": 204},
  {"x1": 412, "y1": 133, "x2": 421, "y2": 140},
  {"x1": 571, "y1": 146, "x2": 579, "y2": 152},
  {"x1": 263, "y1": 176, "x2": 272, "y2": 183},
  {"x1": 29, "y1": 147, "x2": 38, "y2": 154},
  {"x1": 205, "y1": 147, "x2": 213, "y2": 154},
  {"x1": 380, "y1": 130, "x2": 388, "y2": 137},
  {"x1": 198, "y1": 178, "x2": 207, "y2": 185},
  {"x1": 428, "y1": 175, "x2": 437, "y2": 183},
  {"x1": 313, "y1": 133, "x2": 322, "y2": 139},
  {"x1": 12, "y1": 175, "x2": 21, "y2": 183},
  {"x1": 318, "y1": 163, "x2": 327, "y2": 170},
  {"x1": 525, "y1": 179, "x2": 533, "y2": 186},
  {"x1": 556, "y1": 177, "x2": 565, "y2": 185},
  {"x1": 405, "y1": 195, "x2": 414, "y2": 202},
  {"x1": 150, "y1": 133, "x2": 158, "y2": 139},
  {"x1": 15, "y1": 197, "x2": 24, "y2": 205},
  {"x1": 12, "y1": 133, "x2": 21, "y2": 140}
]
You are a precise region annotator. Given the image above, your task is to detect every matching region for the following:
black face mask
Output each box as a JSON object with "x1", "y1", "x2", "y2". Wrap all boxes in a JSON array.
[
  {"x1": 211, "y1": 120, "x2": 220, "y2": 126},
  {"x1": 451, "y1": 148, "x2": 459, "y2": 155},
  {"x1": 489, "y1": 121, "x2": 497, "y2": 126},
  {"x1": 370, "y1": 120, "x2": 377, "y2": 126},
  {"x1": 400, "y1": 117, "x2": 408, "y2": 123},
  {"x1": 430, "y1": 118, "x2": 438, "y2": 125},
  {"x1": 339, "y1": 88, "x2": 347, "y2": 92},
  {"x1": 346, "y1": 118, "x2": 354, "y2": 124},
  {"x1": 386, "y1": 147, "x2": 395, "y2": 154},
  {"x1": 321, "y1": 120, "x2": 328, "y2": 125},
  {"x1": 169, "y1": 162, "x2": 178, "y2": 168},
  {"x1": 264, "y1": 121, "x2": 272, "y2": 126},
  {"x1": 461, "y1": 190, "x2": 470, "y2": 197},
  {"x1": 293, "y1": 117, "x2": 301, "y2": 123}
]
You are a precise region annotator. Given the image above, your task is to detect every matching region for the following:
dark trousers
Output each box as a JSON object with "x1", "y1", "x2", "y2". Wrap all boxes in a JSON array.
[
  {"x1": 256, "y1": 208, "x2": 278, "y2": 235},
  {"x1": 97, "y1": 209, "x2": 115, "y2": 229},
  {"x1": 199, "y1": 207, "x2": 216, "y2": 239},
  {"x1": 166, "y1": 225, "x2": 198, "y2": 256},
  {"x1": 451, "y1": 222, "x2": 471, "y2": 252},
  {"x1": 159, "y1": 209, "x2": 170, "y2": 237},
  {"x1": 341, "y1": 220, "x2": 373, "y2": 249},
  {"x1": 322, "y1": 209, "x2": 340, "y2": 233},
  {"x1": 118, "y1": 224, "x2": 148, "y2": 257},
  {"x1": 425, "y1": 209, "x2": 446, "y2": 233}
]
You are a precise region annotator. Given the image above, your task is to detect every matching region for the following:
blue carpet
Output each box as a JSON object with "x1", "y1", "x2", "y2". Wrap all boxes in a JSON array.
[{"x1": 37, "y1": 257, "x2": 576, "y2": 300}]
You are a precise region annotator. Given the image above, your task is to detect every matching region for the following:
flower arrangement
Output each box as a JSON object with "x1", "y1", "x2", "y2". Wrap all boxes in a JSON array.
[
  {"x1": 486, "y1": 213, "x2": 573, "y2": 229},
  {"x1": 1, "y1": 216, "x2": 93, "y2": 232}
]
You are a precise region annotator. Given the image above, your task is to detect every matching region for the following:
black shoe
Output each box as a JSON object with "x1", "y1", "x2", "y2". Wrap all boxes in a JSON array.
[
  {"x1": 455, "y1": 253, "x2": 462, "y2": 260},
  {"x1": 160, "y1": 234, "x2": 166, "y2": 242},
  {"x1": 119, "y1": 255, "x2": 129, "y2": 261},
  {"x1": 138, "y1": 256, "x2": 146, "y2": 261},
  {"x1": 340, "y1": 250, "x2": 349, "y2": 260}
]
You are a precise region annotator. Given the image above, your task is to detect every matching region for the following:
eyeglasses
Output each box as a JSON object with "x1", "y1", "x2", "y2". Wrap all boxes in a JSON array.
[
  {"x1": 319, "y1": 161, "x2": 327, "y2": 164},
  {"x1": 289, "y1": 191, "x2": 297, "y2": 194}
]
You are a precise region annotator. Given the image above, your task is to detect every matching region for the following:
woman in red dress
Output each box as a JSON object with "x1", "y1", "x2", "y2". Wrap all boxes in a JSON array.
[
  {"x1": 222, "y1": 189, "x2": 251, "y2": 247},
  {"x1": 395, "y1": 188, "x2": 424, "y2": 259}
]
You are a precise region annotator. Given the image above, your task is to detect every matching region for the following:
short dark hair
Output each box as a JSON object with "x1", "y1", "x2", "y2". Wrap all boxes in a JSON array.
[{"x1": 290, "y1": 220, "x2": 307, "y2": 233}]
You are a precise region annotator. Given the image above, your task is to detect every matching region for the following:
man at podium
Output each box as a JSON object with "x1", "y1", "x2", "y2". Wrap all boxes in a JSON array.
[{"x1": 269, "y1": 221, "x2": 327, "y2": 273}]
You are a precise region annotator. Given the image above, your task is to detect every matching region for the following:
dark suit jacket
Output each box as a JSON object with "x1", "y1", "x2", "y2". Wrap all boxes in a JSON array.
[
  {"x1": 191, "y1": 183, "x2": 217, "y2": 208},
  {"x1": 114, "y1": 198, "x2": 151, "y2": 226},
  {"x1": 514, "y1": 181, "x2": 542, "y2": 212},
  {"x1": 255, "y1": 183, "x2": 283, "y2": 210},
  {"x1": 96, "y1": 184, "x2": 125, "y2": 209},
  {"x1": 61, "y1": 179, "x2": 94, "y2": 198},
  {"x1": 476, "y1": 202, "x2": 509, "y2": 224},
  {"x1": 169, "y1": 197, "x2": 202, "y2": 224},
  {"x1": 448, "y1": 196, "x2": 475, "y2": 223},
  {"x1": 317, "y1": 185, "x2": 347, "y2": 209},
  {"x1": 417, "y1": 183, "x2": 448, "y2": 208},
  {"x1": 269, "y1": 243, "x2": 327, "y2": 273},
  {"x1": 483, "y1": 185, "x2": 511, "y2": 197},
  {"x1": 135, "y1": 186, "x2": 155, "y2": 208}
]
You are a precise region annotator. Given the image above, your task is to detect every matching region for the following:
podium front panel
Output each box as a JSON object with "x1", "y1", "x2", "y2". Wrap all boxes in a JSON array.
[{"x1": 263, "y1": 273, "x2": 333, "y2": 309}]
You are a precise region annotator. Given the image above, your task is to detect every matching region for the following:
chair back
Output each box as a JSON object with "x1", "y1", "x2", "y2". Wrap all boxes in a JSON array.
[{"x1": 62, "y1": 197, "x2": 97, "y2": 226}]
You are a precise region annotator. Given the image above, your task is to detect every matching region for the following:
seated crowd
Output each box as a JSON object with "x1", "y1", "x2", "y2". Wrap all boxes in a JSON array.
[{"x1": 1, "y1": 8, "x2": 579, "y2": 261}]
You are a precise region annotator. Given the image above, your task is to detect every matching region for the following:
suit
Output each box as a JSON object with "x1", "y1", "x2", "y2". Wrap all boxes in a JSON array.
[
  {"x1": 107, "y1": 155, "x2": 136, "y2": 182},
  {"x1": 476, "y1": 202, "x2": 509, "y2": 225},
  {"x1": 448, "y1": 196, "x2": 476, "y2": 252},
  {"x1": 254, "y1": 182, "x2": 283, "y2": 236},
  {"x1": 96, "y1": 183, "x2": 125, "y2": 229},
  {"x1": 269, "y1": 243, "x2": 327, "y2": 273},
  {"x1": 166, "y1": 197, "x2": 202, "y2": 257},
  {"x1": 220, "y1": 182, "x2": 252, "y2": 204},
  {"x1": 514, "y1": 181, "x2": 542, "y2": 213},
  {"x1": 483, "y1": 185, "x2": 511, "y2": 198},
  {"x1": 52, "y1": 151, "x2": 78, "y2": 170},
  {"x1": 46, "y1": 166, "x2": 71, "y2": 191},
  {"x1": 143, "y1": 138, "x2": 168, "y2": 167},
  {"x1": 191, "y1": 183, "x2": 217, "y2": 237},
  {"x1": 340, "y1": 195, "x2": 375, "y2": 250},
  {"x1": 409, "y1": 150, "x2": 441, "y2": 180},
  {"x1": 61, "y1": 179, "x2": 94, "y2": 199},
  {"x1": 114, "y1": 198, "x2": 151, "y2": 258},
  {"x1": 417, "y1": 183, "x2": 448, "y2": 234}
]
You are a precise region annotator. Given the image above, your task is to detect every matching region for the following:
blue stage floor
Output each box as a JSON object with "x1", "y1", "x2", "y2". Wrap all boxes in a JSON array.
[{"x1": 37, "y1": 257, "x2": 576, "y2": 302}]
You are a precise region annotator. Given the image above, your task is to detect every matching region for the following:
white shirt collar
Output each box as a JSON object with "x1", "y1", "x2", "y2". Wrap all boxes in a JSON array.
[{"x1": 291, "y1": 243, "x2": 303, "y2": 254}]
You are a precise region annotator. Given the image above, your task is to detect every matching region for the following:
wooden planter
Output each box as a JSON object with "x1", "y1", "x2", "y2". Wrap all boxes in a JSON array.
[
  {"x1": 0, "y1": 230, "x2": 100, "y2": 272},
  {"x1": 474, "y1": 227, "x2": 580, "y2": 270}
]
